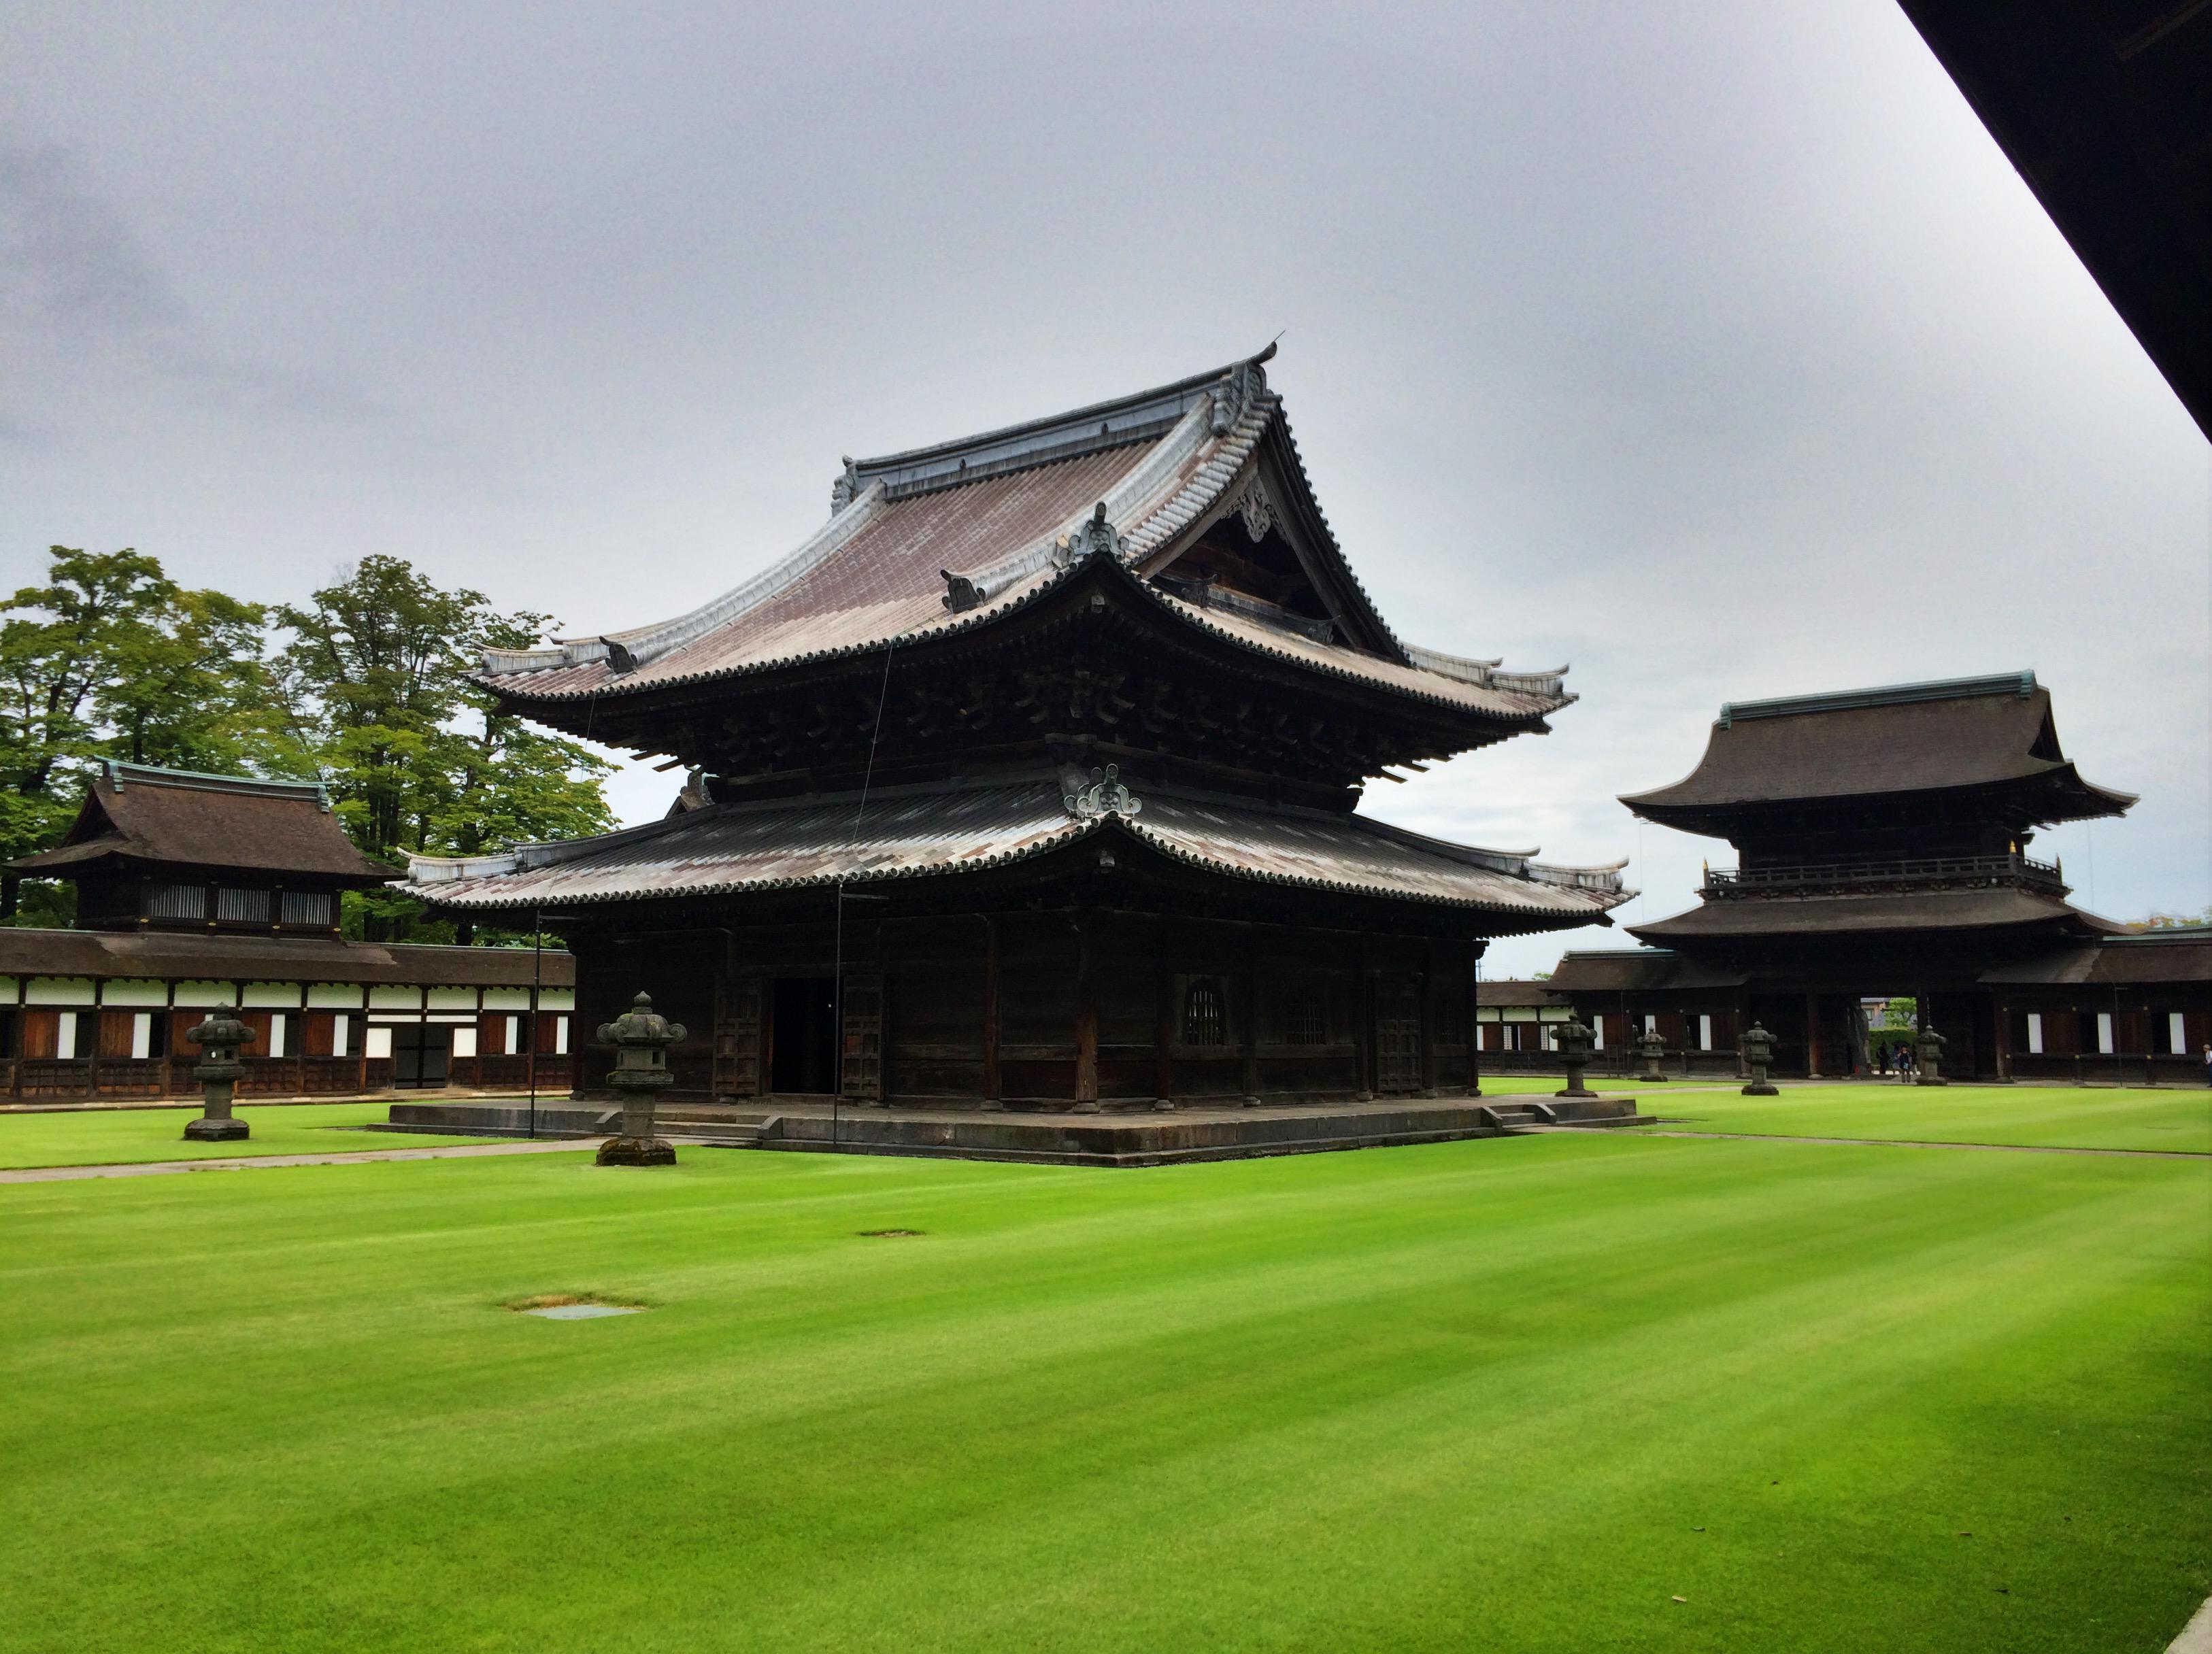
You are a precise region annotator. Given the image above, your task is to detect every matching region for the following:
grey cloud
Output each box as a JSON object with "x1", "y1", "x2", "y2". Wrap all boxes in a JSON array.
[{"x1": 0, "y1": 140, "x2": 382, "y2": 437}]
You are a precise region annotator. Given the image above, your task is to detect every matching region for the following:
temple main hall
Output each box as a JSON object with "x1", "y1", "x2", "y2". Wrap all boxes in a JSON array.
[{"x1": 402, "y1": 348, "x2": 1630, "y2": 1116}]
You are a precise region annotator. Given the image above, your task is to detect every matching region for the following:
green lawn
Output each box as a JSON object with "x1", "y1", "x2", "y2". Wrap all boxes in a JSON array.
[
  {"x1": 1653, "y1": 1083, "x2": 2212, "y2": 1154},
  {"x1": 2, "y1": 1130, "x2": 2205, "y2": 1652},
  {"x1": 0, "y1": 1101, "x2": 498, "y2": 1169}
]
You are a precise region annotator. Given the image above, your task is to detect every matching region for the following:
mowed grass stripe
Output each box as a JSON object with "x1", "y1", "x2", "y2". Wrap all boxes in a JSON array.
[
  {"x1": 1655, "y1": 1082, "x2": 2212, "y2": 1153},
  {"x1": 1, "y1": 1133, "x2": 2204, "y2": 1652},
  {"x1": 0, "y1": 1100, "x2": 502, "y2": 1168}
]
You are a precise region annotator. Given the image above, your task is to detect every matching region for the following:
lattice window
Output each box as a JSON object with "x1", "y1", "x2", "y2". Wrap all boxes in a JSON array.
[
  {"x1": 1281, "y1": 980, "x2": 1328, "y2": 1046},
  {"x1": 148, "y1": 882, "x2": 205, "y2": 921},
  {"x1": 280, "y1": 889, "x2": 335, "y2": 928},
  {"x1": 216, "y1": 886, "x2": 271, "y2": 924},
  {"x1": 1181, "y1": 979, "x2": 1226, "y2": 1047}
]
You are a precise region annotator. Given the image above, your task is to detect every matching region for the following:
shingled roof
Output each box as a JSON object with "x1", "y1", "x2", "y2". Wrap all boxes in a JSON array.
[
  {"x1": 1626, "y1": 885, "x2": 2122, "y2": 944},
  {"x1": 7, "y1": 762, "x2": 392, "y2": 884},
  {"x1": 1622, "y1": 672, "x2": 2136, "y2": 828},
  {"x1": 402, "y1": 775, "x2": 1631, "y2": 931},
  {"x1": 474, "y1": 348, "x2": 1571, "y2": 723}
]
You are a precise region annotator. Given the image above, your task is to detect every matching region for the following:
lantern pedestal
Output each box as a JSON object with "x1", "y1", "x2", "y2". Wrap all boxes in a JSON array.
[
  {"x1": 1913, "y1": 1025, "x2": 1949, "y2": 1087},
  {"x1": 594, "y1": 992, "x2": 686, "y2": 1168},
  {"x1": 184, "y1": 1005, "x2": 254, "y2": 1141},
  {"x1": 1634, "y1": 1031, "x2": 1670, "y2": 1083},
  {"x1": 597, "y1": 1131, "x2": 677, "y2": 1167},
  {"x1": 1738, "y1": 1021, "x2": 1779, "y2": 1096},
  {"x1": 184, "y1": 1111, "x2": 250, "y2": 1142},
  {"x1": 1555, "y1": 1017, "x2": 1598, "y2": 1098}
]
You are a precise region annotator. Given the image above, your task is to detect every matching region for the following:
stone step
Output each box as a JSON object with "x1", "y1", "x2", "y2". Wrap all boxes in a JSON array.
[{"x1": 658, "y1": 1115, "x2": 780, "y2": 1147}]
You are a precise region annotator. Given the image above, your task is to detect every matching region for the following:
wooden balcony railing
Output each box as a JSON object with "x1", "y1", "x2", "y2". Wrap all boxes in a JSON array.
[{"x1": 1703, "y1": 853, "x2": 2065, "y2": 898}]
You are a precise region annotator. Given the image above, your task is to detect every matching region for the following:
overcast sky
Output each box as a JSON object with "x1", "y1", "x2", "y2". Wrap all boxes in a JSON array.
[{"x1": 4, "y1": 1, "x2": 2206, "y2": 974}]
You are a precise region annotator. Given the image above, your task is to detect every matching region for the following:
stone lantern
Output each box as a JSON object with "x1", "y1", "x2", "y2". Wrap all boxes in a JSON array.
[
  {"x1": 596, "y1": 992, "x2": 686, "y2": 1166},
  {"x1": 183, "y1": 1005, "x2": 254, "y2": 1141},
  {"x1": 1914, "y1": 1024, "x2": 1948, "y2": 1088},
  {"x1": 1555, "y1": 1017, "x2": 1597, "y2": 1098},
  {"x1": 1635, "y1": 1026, "x2": 1670, "y2": 1083},
  {"x1": 1739, "y1": 1021, "x2": 1778, "y2": 1096}
]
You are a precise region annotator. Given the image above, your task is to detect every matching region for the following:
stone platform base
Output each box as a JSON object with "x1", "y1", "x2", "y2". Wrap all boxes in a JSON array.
[
  {"x1": 373, "y1": 1091, "x2": 1652, "y2": 1168},
  {"x1": 183, "y1": 1116, "x2": 250, "y2": 1141}
]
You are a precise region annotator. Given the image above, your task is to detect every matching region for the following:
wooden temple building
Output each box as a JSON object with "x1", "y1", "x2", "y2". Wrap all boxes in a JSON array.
[
  {"x1": 1550, "y1": 672, "x2": 2212, "y2": 1081},
  {"x1": 402, "y1": 348, "x2": 1632, "y2": 1117},
  {"x1": 0, "y1": 762, "x2": 575, "y2": 1100}
]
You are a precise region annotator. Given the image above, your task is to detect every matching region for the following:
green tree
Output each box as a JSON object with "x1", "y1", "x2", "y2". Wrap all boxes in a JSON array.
[
  {"x1": 1, "y1": 549, "x2": 283, "y2": 926},
  {"x1": 0, "y1": 547, "x2": 173, "y2": 860},
  {"x1": 273, "y1": 556, "x2": 614, "y2": 939},
  {"x1": 103, "y1": 586, "x2": 293, "y2": 774}
]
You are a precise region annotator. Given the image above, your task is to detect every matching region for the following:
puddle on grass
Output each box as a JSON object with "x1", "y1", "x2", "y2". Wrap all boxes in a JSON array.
[{"x1": 504, "y1": 1293, "x2": 646, "y2": 1319}]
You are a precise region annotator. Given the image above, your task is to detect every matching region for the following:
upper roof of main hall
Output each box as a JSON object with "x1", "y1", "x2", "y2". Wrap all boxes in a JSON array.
[{"x1": 475, "y1": 348, "x2": 1571, "y2": 723}]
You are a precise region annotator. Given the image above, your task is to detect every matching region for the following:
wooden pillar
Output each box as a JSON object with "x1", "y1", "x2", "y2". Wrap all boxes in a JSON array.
[
  {"x1": 1418, "y1": 942, "x2": 1438, "y2": 1097},
  {"x1": 1805, "y1": 992, "x2": 1822, "y2": 1078},
  {"x1": 1354, "y1": 935, "x2": 1374, "y2": 1100},
  {"x1": 1153, "y1": 921, "x2": 1175, "y2": 1107},
  {"x1": 1239, "y1": 931, "x2": 1260, "y2": 1104},
  {"x1": 1073, "y1": 911, "x2": 1099, "y2": 1112},
  {"x1": 1992, "y1": 994, "x2": 2012, "y2": 1082},
  {"x1": 1465, "y1": 940, "x2": 1482, "y2": 1098},
  {"x1": 981, "y1": 915, "x2": 1001, "y2": 1109}
]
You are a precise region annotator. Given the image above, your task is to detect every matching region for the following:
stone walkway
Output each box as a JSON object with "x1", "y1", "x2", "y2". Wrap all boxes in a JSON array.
[{"x1": 0, "y1": 1138, "x2": 597, "y2": 1184}]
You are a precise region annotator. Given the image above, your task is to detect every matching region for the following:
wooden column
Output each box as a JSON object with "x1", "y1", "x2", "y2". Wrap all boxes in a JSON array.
[
  {"x1": 1418, "y1": 943, "x2": 1438, "y2": 1097},
  {"x1": 1354, "y1": 935, "x2": 1375, "y2": 1101},
  {"x1": 981, "y1": 915, "x2": 1001, "y2": 1109},
  {"x1": 1240, "y1": 932, "x2": 1260, "y2": 1104},
  {"x1": 1465, "y1": 941, "x2": 1482, "y2": 1097},
  {"x1": 1992, "y1": 994, "x2": 2012, "y2": 1083},
  {"x1": 1805, "y1": 992, "x2": 1822, "y2": 1078},
  {"x1": 1152, "y1": 921, "x2": 1175, "y2": 1107},
  {"x1": 1073, "y1": 911, "x2": 1099, "y2": 1112}
]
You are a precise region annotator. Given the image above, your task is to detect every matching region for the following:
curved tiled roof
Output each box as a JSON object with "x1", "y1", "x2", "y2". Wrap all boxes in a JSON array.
[
  {"x1": 1624, "y1": 675, "x2": 2134, "y2": 821},
  {"x1": 1626, "y1": 885, "x2": 2122, "y2": 941},
  {"x1": 7, "y1": 762, "x2": 391, "y2": 883},
  {"x1": 476, "y1": 352, "x2": 1570, "y2": 723},
  {"x1": 402, "y1": 778, "x2": 1630, "y2": 926}
]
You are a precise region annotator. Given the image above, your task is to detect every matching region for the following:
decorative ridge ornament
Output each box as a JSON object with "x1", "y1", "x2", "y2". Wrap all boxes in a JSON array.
[
  {"x1": 1066, "y1": 764, "x2": 1142, "y2": 821},
  {"x1": 1052, "y1": 502, "x2": 1128, "y2": 569},
  {"x1": 830, "y1": 454, "x2": 862, "y2": 513},
  {"x1": 940, "y1": 569, "x2": 988, "y2": 613},
  {"x1": 1210, "y1": 352, "x2": 1271, "y2": 435}
]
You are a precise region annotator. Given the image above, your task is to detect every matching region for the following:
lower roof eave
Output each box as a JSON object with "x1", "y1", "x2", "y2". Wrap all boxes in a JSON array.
[{"x1": 406, "y1": 825, "x2": 1624, "y2": 933}]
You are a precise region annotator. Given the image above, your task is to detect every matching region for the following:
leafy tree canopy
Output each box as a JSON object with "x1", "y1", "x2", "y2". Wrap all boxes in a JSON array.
[{"x1": 4, "y1": 547, "x2": 616, "y2": 941}]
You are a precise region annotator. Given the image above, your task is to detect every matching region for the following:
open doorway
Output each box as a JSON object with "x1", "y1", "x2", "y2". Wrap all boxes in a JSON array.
[{"x1": 771, "y1": 978, "x2": 837, "y2": 1094}]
